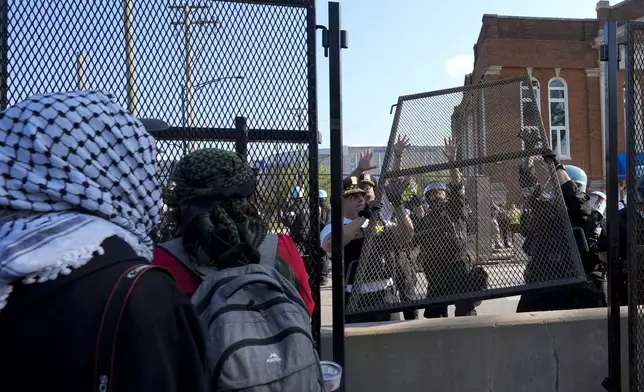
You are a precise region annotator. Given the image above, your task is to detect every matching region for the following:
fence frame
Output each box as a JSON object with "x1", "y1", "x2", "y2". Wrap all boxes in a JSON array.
[
  {"x1": 326, "y1": 2, "x2": 348, "y2": 391},
  {"x1": 623, "y1": 19, "x2": 644, "y2": 392},
  {"x1": 602, "y1": 19, "x2": 623, "y2": 392},
  {"x1": 346, "y1": 76, "x2": 588, "y2": 318},
  {"x1": 0, "y1": 0, "x2": 323, "y2": 351}
]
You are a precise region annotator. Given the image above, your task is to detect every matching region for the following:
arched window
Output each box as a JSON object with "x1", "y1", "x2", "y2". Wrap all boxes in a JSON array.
[
  {"x1": 531, "y1": 78, "x2": 541, "y2": 112},
  {"x1": 548, "y1": 78, "x2": 570, "y2": 158}
]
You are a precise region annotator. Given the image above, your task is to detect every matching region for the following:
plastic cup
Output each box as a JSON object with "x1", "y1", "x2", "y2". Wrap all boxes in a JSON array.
[{"x1": 320, "y1": 361, "x2": 343, "y2": 391}]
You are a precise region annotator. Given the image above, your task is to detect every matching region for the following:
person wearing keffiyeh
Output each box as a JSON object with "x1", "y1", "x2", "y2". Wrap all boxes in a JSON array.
[
  {"x1": 0, "y1": 91, "x2": 209, "y2": 392},
  {"x1": 152, "y1": 148, "x2": 315, "y2": 316}
]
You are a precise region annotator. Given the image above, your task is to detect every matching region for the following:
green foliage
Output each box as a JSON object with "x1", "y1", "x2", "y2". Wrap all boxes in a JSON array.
[
  {"x1": 255, "y1": 163, "x2": 298, "y2": 220},
  {"x1": 318, "y1": 165, "x2": 331, "y2": 201}
]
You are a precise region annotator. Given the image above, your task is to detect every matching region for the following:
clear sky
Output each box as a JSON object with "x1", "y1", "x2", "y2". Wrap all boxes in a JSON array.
[{"x1": 317, "y1": 0, "x2": 600, "y2": 148}]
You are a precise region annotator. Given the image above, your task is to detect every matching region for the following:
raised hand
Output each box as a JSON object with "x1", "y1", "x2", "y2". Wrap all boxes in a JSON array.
[
  {"x1": 357, "y1": 149, "x2": 376, "y2": 173},
  {"x1": 541, "y1": 148, "x2": 559, "y2": 166},
  {"x1": 393, "y1": 134, "x2": 410, "y2": 156},
  {"x1": 443, "y1": 136, "x2": 457, "y2": 162}
]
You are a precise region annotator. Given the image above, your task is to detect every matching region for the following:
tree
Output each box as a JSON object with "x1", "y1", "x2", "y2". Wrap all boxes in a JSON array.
[
  {"x1": 255, "y1": 162, "x2": 341, "y2": 223},
  {"x1": 318, "y1": 165, "x2": 331, "y2": 200},
  {"x1": 255, "y1": 163, "x2": 295, "y2": 221}
]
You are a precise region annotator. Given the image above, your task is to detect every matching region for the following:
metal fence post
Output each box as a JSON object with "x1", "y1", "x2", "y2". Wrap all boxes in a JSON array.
[
  {"x1": 234, "y1": 116, "x2": 248, "y2": 160},
  {"x1": 625, "y1": 22, "x2": 635, "y2": 392},
  {"x1": 306, "y1": 0, "x2": 322, "y2": 354},
  {"x1": 601, "y1": 19, "x2": 622, "y2": 392},
  {"x1": 328, "y1": 1, "x2": 346, "y2": 390}
]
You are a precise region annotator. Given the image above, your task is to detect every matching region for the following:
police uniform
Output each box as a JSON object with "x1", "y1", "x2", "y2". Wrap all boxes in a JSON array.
[
  {"x1": 414, "y1": 181, "x2": 483, "y2": 318},
  {"x1": 598, "y1": 179, "x2": 644, "y2": 307},
  {"x1": 360, "y1": 173, "x2": 418, "y2": 320},
  {"x1": 359, "y1": 173, "x2": 376, "y2": 188},
  {"x1": 517, "y1": 164, "x2": 607, "y2": 312},
  {"x1": 320, "y1": 176, "x2": 396, "y2": 323}
]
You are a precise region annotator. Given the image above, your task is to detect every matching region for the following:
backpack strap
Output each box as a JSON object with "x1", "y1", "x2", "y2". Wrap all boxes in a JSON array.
[
  {"x1": 258, "y1": 233, "x2": 279, "y2": 266},
  {"x1": 160, "y1": 235, "x2": 278, "y2": 277},
  {"x1": 159, "y1": 238, "x2": 191, "y2": 268},
  {"x1": 93, "y1": 264, "x2": 167, "y2": 392}
]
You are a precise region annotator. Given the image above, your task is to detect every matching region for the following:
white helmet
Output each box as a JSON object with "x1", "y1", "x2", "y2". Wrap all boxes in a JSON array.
[{"x1": 588, "y1": 191, "x2": 606, "y2": 216}]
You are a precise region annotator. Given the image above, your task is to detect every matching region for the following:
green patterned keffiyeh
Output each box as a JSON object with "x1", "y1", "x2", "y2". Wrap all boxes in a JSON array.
[{"x1": 171, "y1": 148, "x2": 267, "y2": 269}]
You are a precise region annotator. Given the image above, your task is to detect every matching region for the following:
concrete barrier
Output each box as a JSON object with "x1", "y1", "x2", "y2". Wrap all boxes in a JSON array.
[{"x1": 320, "y1": 307, "x2": 629, "y2": 392}]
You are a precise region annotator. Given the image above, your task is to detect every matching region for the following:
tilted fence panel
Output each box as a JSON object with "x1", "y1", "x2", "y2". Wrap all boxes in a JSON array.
[{"x1": 346, "y1": 77, "x2": 586, "y2": 317}]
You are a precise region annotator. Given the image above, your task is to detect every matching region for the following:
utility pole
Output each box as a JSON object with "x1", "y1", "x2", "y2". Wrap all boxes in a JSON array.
[
  {"x1": 123, "y1": 0, "x2": 136, "y2": 114},
  {"x1": 169, "y1": 4, "x2": 221, "y2": 132}
]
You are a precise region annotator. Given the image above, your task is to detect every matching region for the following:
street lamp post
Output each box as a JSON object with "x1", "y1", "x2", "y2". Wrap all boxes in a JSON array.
[{"x1": 180, "y1": 75, "x2": 244, "y2": 153}]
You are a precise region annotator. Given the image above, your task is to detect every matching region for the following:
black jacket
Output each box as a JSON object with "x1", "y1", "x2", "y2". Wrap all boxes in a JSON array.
[
  {"x1": 517, "y1": 179, "x2": 607, "y2": 312},
  {"x1": 414, "y1": 183, "x2": 467, "y2": 261},
  {"x1": 0, "y1": 236, "x2": 209, "y2": 392},
  {"x1": 560, "y1": 180, "x2": 605, "y2": 274},
  {"x1": 281, "y1": 199, "x2": 310, "y2": 243}
]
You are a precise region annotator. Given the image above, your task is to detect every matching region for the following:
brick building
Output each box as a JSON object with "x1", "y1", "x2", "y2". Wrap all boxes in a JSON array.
[{"x1": 465, "y1": 0, "x2": 644, "y2": 192}]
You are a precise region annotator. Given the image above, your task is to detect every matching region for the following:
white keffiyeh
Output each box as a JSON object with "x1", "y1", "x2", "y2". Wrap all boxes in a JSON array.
[{"x1": 0, "y1": 91, "x2": 161, "y2": 311}]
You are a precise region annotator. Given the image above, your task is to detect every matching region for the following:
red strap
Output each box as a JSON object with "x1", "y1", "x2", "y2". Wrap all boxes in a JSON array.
[{"x1": 93, "y1": 264, "x2": 166, "y2": 392}]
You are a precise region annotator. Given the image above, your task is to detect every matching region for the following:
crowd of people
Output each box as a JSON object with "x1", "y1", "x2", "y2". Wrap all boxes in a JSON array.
[
  {"x1": 0, "y1": 90, "x2": 635, "y2": 390},
  {"x1": 0, "y1": 91, "x2": 325, "y2": 391},
  {"x1": 311, "y1": 136, "x2": 623, "y2": 323}
]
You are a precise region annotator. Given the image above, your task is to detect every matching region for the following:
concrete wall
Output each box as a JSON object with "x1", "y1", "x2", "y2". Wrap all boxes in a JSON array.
[{"x1": 320, "y1": 307, "x2": 629, "y2": 392}]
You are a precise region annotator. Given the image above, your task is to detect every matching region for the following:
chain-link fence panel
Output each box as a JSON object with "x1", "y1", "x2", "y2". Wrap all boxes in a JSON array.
[
  {"x1": 4, "y1": 0, "x2": 322, "y2": 337},
  {"x1": 346, "y1": 77, "x2": 587, "y2": 316},
  {"x1": 626, "y1": 21, "x2": 644, "y2": 392}
]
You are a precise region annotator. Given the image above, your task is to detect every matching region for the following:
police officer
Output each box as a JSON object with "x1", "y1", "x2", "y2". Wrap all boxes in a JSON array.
[
  {"x1": 281, "y1": 186, "x2": 309, "y2": 246},
  {"x1": 320, "y1": 175, "x2": 413, "y2": 323},
  {"x1": 318, "y1": 189, "x2": 331, "y2": 285},
  {"x1": 319, "y1": 189, "x2": 331, "y2": 226},
  {"x1": 598, "y1": 176, "x2": 644, "y2": 307},
  {"x1": 516, "y1": 154, "x2": 607, "y2": 312},
  {"x1": 359, "y1": 173, "x2": 377, "y2": 202},
  {"x1": 413, "y1": 137, "x2": 486, "y2": 318},
  {"x1": 358, "y1": 172, "x2": 419, "y2": 320}
]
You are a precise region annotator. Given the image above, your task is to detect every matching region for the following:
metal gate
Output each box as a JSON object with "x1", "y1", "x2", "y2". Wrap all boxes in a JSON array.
[
  {"x1": 625, "y1": 20, "x2": 644, "y2": 392},
  {"x1": 1, "y1": 0, "x2": 323, "y2": 343},
  {"x1": 346, "y1": 76, "x2": 588, "y2": 318}
]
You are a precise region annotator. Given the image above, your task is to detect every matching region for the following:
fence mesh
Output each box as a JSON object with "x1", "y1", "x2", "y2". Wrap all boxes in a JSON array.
[
  {"x1": 4, "y1": 0, "x2": 322, "y2": 332},
  {"x1": 346, "y1": 77, "x2": 587, "y2": 316},
  {"x1": 626, "y1": 21, "x2": 644, "y2": 392}
]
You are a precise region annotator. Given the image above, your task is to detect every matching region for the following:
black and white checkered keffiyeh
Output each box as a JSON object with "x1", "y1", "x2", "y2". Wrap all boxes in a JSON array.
[{"x1": 0, "y1": 91, "x2": 160, "y2": 311}]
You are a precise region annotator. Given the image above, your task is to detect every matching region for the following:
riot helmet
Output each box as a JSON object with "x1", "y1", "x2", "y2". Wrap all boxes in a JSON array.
[
  {"x1": 564, "y1": 165, "x2": 588, "y2": 193},
  {"x1": 588, "y1": 191, "x2": 607, "y2": 217},
  {"x1": 291, "y1": 185, "x2": 304, "y2": 199},
  {"x1": 424, "y1": 181, "x2": 448, "y2": 201}
]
